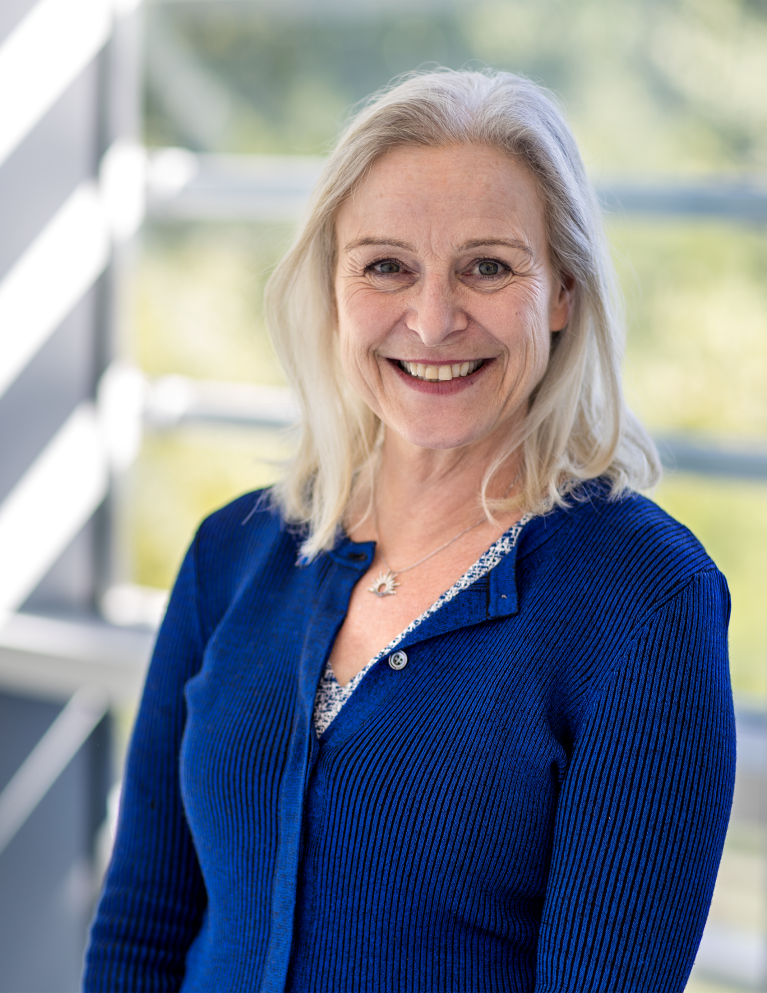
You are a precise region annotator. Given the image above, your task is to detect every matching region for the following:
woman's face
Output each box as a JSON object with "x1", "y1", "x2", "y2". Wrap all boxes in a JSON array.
[{"x1": 333, "y1": 143, "x2": 571, "y2": 453}]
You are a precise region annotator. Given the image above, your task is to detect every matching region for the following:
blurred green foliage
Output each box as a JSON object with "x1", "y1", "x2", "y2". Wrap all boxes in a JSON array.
[
  {"x1": 132, "y1": 222, "x2": 290, "y2": 383},
  {"x1": 128, "y1": 423, "x2": 290, "y2": 589},
  {"x1": 610, "y1": 218, "x2": 767, "y2": 436},
  {"x1": 146, "y1": 0, "x2": 767, "y2": 172}
]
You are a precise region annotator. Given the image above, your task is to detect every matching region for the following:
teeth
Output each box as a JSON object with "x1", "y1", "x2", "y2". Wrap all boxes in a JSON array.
[{"x1": 401, "y1": 360, "x2": 482, "y2": 381}]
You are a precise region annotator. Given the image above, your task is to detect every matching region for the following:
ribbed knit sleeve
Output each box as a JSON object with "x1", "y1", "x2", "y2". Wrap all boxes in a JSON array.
[
  {"x1": 535, "y1": 569, "x2": 736, "y2": 993},
  {"x1": 83, "y1": 541, "x2": 208, "y2": 993}
]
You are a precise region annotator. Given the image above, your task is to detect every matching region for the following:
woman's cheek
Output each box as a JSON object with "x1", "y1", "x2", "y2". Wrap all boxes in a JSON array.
[
  {"x1": 337, "y1": 331, "x2": 383, "y2": 408},
  {"x1": 340, "y1": 295, "x2": 387, "y2": 350}
]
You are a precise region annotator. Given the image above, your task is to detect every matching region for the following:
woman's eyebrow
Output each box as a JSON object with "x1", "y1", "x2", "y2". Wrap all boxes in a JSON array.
[
  {"x1": 458, "y1": 238, "x2": 533, "y2": 257},
  {"x1": 343, "y1": 238, "x2": 414, "y2": 252},
  {"x1": 343, "y1": 237, "x2": 534, "y2": 257}
]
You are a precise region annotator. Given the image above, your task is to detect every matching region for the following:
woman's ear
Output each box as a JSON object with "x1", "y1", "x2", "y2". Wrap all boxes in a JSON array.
[{"x1": 550, "y1": 273, "x2": 574, "y2": 333}]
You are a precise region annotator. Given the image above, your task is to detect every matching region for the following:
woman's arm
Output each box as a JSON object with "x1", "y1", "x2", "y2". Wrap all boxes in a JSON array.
[
  {"x1": 83, "y1": 540, "x2": 208, "y2": 993},
  {"x1": 536, "y1": 568, "x2": 736, "y2": 993}
]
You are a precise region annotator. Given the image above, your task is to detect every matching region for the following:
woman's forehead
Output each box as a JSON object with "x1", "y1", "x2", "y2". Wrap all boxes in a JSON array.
[{"x1": 336, "y1": 143, "x2": 547, "y2": 250}]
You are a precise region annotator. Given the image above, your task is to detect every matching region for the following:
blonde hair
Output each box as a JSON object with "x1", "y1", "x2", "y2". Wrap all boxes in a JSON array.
[{"x1": 265, "y1": 68, "x2": 660, "y2": 559}]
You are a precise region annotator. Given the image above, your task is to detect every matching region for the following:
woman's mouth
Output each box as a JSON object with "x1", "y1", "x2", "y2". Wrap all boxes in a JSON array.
[{"x1": 397, "y1": 359, "x2": 485, "y2": 382}]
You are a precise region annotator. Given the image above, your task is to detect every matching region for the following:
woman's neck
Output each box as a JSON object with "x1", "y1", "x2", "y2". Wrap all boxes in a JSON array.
[{"x1": 348, "y1": 431, "x2": 522, "y2": 557}]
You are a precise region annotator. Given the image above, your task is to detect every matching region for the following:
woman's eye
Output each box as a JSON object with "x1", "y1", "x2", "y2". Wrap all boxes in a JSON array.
[
  {"x1": 477, "y1": 260, "x2": 502, "y2": 276},
  {"x1": 371, "y1": 260, "x2": 401, "y2": 274}
]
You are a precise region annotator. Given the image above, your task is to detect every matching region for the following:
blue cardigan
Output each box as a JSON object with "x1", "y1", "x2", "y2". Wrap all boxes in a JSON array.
[{"x1": 84, "y1": 484, "x2": 735, "y2": 992}]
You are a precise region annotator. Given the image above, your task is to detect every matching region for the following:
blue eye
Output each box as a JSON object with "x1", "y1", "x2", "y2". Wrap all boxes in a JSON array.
[
  {"x1": 477, "y1": 260, "x2": 500, "y2": 276},
  {"x1": 374, "y1": 260, "x2": 401, "y2": 274}
]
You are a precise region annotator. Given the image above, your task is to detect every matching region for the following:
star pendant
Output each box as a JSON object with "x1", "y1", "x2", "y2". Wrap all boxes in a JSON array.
[{"x1": 368, "y1": 570, "x2": 399, "y2": 597}]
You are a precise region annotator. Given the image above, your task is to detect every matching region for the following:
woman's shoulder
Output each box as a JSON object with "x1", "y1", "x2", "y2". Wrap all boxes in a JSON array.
[
  {"x1": 194, "y1": 485, "x2": 289, "y2": 547},
  {"x1": 189, "y1": 487, "x2": 299, "y2": 610},
  {"x1": 519, "y1": 479, "x2": 723, "y2": 616},
  {"x1": 196, "y1": 486, "x2": 285, "y2": 536}
]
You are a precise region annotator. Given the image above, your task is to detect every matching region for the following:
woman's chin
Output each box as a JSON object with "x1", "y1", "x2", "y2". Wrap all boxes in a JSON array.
[{"x1": 385, "y1": 421, "x2": 496, "y2": 453}]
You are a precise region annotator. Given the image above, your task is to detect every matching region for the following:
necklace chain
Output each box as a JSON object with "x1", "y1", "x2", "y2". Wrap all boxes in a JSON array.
[
  {"x1": 366, "y1": 472, "x2": 520, "y2": 597},
  {"x1": 375, "y1": 508, "x2": 486, "y2": 577}
]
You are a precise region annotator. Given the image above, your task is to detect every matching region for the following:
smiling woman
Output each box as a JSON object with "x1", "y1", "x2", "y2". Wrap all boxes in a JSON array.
[
  {"x1": 85, "y1": 70, "x2": 735, "y2": 993},
  {"x1": 326, "y1": 142, "x2": 573, "y2": 683},
  {"x1": 267, "y1": 75, "x2": 661, "y2": 561}
]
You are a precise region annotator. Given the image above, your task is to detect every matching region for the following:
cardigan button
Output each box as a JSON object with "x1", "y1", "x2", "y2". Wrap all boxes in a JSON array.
[{"x1": 389, "y1": 650, "x2": 408, "y2": 671}]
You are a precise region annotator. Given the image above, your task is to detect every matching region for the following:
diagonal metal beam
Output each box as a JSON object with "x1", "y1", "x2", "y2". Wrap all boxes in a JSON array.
[
  {"x1": 0, "y1": 184, "x2": 109, "y2": 399},
  {"x1": 0, "y1": 0, "x2": 112, "y2": 169},
  {"x1": 0, "y1": 685, "x2": 108, "y2": 857},
  {"x1": 0, "y1": 404, "x2": 108, "y2": 616}
]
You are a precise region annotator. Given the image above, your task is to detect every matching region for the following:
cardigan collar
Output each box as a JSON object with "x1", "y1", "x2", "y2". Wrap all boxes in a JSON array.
[
  {"x1": 315, "y1": 488, "x2": 593, "y2": 663},
  {"x1": 322, "y1": 503, "x2": 572, "y2": 652}
]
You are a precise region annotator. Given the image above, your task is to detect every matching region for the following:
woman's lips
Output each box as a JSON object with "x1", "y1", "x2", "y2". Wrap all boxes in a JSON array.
[{"x1": 388, "y1": 357, "x2": 492, "y2": 394}]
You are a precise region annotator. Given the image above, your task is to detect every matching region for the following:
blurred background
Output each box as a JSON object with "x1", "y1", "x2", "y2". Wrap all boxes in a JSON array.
[{"x1": 0, "y1": 0, "x2": 765, "y2": 989}]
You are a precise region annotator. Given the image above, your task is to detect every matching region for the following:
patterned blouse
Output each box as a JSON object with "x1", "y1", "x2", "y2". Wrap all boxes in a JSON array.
[{"x1": 313, "y1": 515, "x2": 531, "y2": 736}]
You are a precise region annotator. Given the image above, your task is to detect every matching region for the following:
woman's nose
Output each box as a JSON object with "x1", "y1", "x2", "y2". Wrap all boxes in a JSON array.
[{"x1": 405, "y1": 277, "x2": 468, "y2": 345}]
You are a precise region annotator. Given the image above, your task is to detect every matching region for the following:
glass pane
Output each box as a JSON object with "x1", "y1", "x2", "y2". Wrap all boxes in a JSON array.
[
  {"x1": 145, "y1": 0, "x2": 767, "y2": 173},
  {"x1": 132, "y1": 221, "x2": 291, "y2": 384},
  {"x1": 116, "y1": 4, "x2": 767, "y2": 989},
  {"x1": 613, "y1": 218, "x2": 767, "y2": 438},
  {"x1": 128, "y1": 423, "x2": 292, "y2": 590}
]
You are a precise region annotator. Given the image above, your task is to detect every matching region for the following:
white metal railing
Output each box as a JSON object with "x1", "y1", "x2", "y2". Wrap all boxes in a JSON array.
[
  {"x1": 95, "y1": 367, "x2": 767, "y2": 482},
  {"x1": 143, "y1": 148, "x2": 767, "y2": 224}
]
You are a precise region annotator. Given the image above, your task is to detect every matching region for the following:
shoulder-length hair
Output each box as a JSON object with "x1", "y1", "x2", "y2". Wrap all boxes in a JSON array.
[{"x1": 264, "y1": 68, "x2": 660, "y2": 559}]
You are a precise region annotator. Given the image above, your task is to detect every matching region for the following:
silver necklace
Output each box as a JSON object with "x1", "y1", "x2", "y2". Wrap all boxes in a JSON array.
[
  {"x1": 367, "y1": 508, "x2": 487, "y2": 597},
  {"x1": 365, "y1": 471, "x2": 521, "y2": 597}
]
